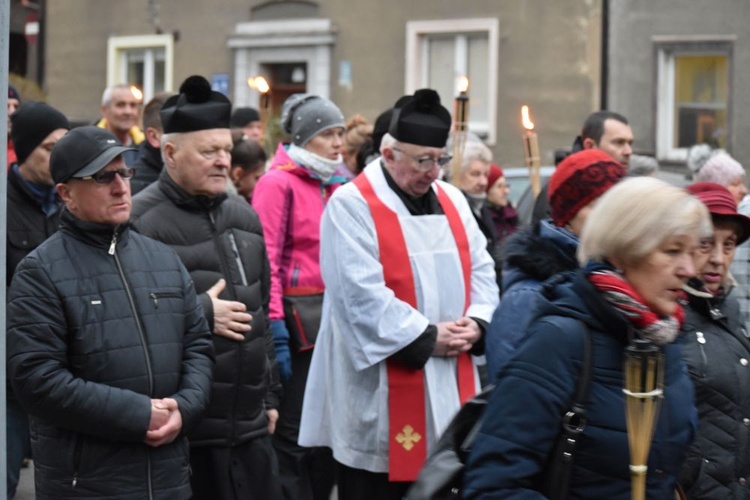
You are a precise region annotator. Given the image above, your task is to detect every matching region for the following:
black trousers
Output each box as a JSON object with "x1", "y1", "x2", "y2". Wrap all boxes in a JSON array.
[
  {"x1": 190, "y1": 435, "x2": 282, "y2": 500},
  {"x1": 273, "y1": 349, "x2": 336, "y2": 500},
  {"x1": 336, "y1": 462, "x2": 412, "y2": 500}
]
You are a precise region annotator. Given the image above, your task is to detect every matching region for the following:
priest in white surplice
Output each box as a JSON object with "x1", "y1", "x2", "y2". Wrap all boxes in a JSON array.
[{"x1": 299, "y1": 89, "x2": 499, "y2": 499}]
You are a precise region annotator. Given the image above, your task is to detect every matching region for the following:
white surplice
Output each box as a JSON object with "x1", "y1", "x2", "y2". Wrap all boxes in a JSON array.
[{"x1": 298, "y1": 159, "x2": 499, "y2": 474}]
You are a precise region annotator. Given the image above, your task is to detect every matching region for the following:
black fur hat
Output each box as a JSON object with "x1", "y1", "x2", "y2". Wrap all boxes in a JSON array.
[
  {"x1": 388, "y1": 89, "x2": 451, "y2": 148},
  {"x1": 161, "y1": 75, "x2": 231, "y2": 134}
]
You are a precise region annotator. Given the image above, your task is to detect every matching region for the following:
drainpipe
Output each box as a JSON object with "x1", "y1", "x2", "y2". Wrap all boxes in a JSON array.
[
  {"x1": 0, "y1": 0, "x2": 9, "y2": 495},
  {"x1": 37, "y1": 0, "x2": 45, "y2": 85},
  {"x1": 600, "y1": 0, "x2": 609, "y2": 110}
]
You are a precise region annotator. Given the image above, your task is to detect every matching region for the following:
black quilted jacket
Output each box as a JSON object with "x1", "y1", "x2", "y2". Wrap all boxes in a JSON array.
[
  {"x1": 6, "y1": 168, "x2": 61, "y2": 284},
  {"x1": 7, "y1": 210, "x2": 214, "y2": 499},
  {"x1": 129, "y1": 141, "x2": 163, "y2": 196},
  {"x1": 679, "y1": 281, "x2": 750, "y2": 499},
  {"x1": 6, "y1": 169, "x2": 62, "y2": 398},
  {"x1": 131, "y1": 171, "x2": 281, "y2": 447}
]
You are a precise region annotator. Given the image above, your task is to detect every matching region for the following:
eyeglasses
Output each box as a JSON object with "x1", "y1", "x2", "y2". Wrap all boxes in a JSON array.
[
  {"x1": 392, "y1": 147, "x2": 452, "y2": 171},
  {"x1": 80, "y1": 167, "x2": 136, "y2": 184}
]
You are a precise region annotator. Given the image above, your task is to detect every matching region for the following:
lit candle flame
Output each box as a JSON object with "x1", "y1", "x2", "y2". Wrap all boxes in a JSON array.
[
  {"x1": 129, "y1": 85, "x2": 143, "y2": 102},
  {"x1": 247, "y1": 76, "x2": 270, "y2": 94},
  {"x1": 521, "y1": 105, "x2": 534, "y2": 131},
  {"x1": 458, "y1": 76, "x2": 469, "y2": 94}
]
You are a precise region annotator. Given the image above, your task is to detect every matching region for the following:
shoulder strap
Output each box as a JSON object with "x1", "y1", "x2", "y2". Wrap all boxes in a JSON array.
[
  {"x1": 569, "y1": 321, "x2": 593, "y2": 420},
  {"x1": 543, "y1": 321, "x2": 593, "y2": 500}
]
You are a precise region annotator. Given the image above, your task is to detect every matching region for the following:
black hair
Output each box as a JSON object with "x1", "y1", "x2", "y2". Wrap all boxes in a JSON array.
[
  {"x1": 231, "y1": 129, "x2": 266, "y2": 173},
  {"x1": 142, "y1": 92, "x2": 174, "y2": 131},
  {"x1": 581, "y1": 111, "x2": 629, "y2": 144}
]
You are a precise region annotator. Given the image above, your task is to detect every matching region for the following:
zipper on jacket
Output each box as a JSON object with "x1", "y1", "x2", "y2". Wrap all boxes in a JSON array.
[
  {"x1": 291, "y1": 264, "x2": 300, "y2": 287},
  {"x1": 149, "y1": 291, "x2": 181, "y2": 308},
  {"x1": 110, "y1": 232, "x2": 156, "y2": 499},
  {"x1": 695, "y1": 331, "x2": 708, "y2": 377},
  {"x1": 147, "y1": 455, "x2": 154, "y2": 500},
  {"x1": 71, "y1": 435, "x2": 83, "y2": 487},
  {"x1": 208, "y1": 211, "x2": 244, "y2": 442},
  {"x1": 208, "y1": 212, "x2": 240, "y2": 300},
  {"x1": 111, "y1": 233, "x2": 155, "y2": 396},
  {"x1": 108, "y1": 230, "x2": 117, "y2": 255}
]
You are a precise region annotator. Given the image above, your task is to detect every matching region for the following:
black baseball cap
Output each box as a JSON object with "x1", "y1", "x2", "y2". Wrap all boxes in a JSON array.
[{"x1": 51, "y1": 126, "x2": 135, "y2": 184}]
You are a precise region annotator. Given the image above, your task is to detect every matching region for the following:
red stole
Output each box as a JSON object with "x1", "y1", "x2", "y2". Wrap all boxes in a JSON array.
[{"x1": 353, "y1": 173, "x2": 476, "y2": 482}]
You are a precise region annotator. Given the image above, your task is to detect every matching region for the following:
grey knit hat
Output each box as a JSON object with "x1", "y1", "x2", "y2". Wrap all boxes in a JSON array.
[{"x1": 281, "y1": 94, "x2": 345, "y2": 147}]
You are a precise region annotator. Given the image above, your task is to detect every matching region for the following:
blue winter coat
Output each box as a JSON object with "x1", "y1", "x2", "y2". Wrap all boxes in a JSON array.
[
  {"x1": 485, "y1": 220, "x2": 579, "y2": 379},
  {"x1": 463, "y1": 270, "x2": 697, "y2": 499}
]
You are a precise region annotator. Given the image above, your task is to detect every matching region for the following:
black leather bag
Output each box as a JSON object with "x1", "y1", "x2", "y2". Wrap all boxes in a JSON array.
[
  {"x1": 405, "y1": 323, "x2": 593, "y2": 500},
  {"x1": 282, "y1": 287, "x2": 324, "y2": 352}
]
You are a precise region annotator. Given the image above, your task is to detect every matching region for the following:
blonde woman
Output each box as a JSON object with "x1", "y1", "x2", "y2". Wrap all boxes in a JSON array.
[{"x1": 465, "y1": 177, "x2": 711, "y2": 498}]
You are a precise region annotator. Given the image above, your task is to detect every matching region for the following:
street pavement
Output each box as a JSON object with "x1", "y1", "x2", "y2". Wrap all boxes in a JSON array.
[{"x1": 14, "y1": 461, "x2": 34, "y2": 499}]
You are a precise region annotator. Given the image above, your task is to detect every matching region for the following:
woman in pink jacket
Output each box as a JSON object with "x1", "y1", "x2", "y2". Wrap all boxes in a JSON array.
[{"x1": 252, "y1": 93, "x2": 347, "y2": 500}]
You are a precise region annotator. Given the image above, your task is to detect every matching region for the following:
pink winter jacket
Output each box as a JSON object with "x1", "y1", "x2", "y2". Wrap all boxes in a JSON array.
[{"x1": 252, "y1": 144, "x2": 341, "y2": 320}]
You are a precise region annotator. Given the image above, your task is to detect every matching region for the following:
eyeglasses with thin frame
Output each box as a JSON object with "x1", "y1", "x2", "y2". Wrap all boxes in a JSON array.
[
  {"x1": 392, "y1": 147, "x2": 452, "y2": 171},
  {"x1": 80, "y1": 167, "x2": 136, "y2": 184}
]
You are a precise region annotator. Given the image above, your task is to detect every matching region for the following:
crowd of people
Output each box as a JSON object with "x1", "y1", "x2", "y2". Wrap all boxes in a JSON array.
[{"x1": 4, "y1": 77, "x2": 750, "y2": 500}]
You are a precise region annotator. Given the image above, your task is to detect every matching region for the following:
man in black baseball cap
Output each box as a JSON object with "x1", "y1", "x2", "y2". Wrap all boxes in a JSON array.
[
  {"x1": 51, "y1": 126, "x2": 135, "y2": 184},
  {"x1": 8, "y1": 124, "x2": 214, "y2": 498}
]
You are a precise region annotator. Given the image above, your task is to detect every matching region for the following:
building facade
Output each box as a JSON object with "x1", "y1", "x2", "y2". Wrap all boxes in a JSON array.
[
  {"x1": 32, "y1": 0, "x2": 604, "y2": 167},
  {"x1": 608, "y1": 0, "x2": 749, "y2": 169}
]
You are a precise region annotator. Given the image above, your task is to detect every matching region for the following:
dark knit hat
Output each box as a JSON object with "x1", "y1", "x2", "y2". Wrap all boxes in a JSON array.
[
  {"x1": 686, "y1": 182, "x2": 750, "y2": 244},
  {"x1": 388, "y1": 89, "x2": 451, "y2": 148},
  {"x1": 231, "y1": 107, "x2": 261, "y2": 128},
  {"x1": 161, "y1": 75, "x2": 232, "y2": 134},
  {"x1": 281, "y1": 94, "x2": 345, "y2": 147},
  {"x1": 371, "y1": 96, "x2": 410, "y2": 152},
  {"x1": 8, "y1": 85, "x2": 20, "y2": 102},
  {"x1": 487, "y1": 164, "x2": 505, "y2": 192},
  {"x1": 51, "y1": 126, "x2": 135, "y2": 184},
  {"x1": 548, "y1": 149, "x2": 626, "y2": 227},
  {"x1": 10, "y1": 101, "x2": 70, "y2": 165}
]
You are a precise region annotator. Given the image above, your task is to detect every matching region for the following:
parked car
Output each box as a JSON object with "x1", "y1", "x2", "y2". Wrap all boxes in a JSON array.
[{"x1": 503, "y1": 166, "x2": 555, "y2": 228}]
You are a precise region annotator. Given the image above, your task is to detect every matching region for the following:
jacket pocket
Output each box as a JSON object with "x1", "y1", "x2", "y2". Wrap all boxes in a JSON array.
[
  {"x1": 7, "y1": 229, "x2": 37, "y2": 251},
  {"x1": 149, "y1": 290, "x2": 183, "y2": 309}
]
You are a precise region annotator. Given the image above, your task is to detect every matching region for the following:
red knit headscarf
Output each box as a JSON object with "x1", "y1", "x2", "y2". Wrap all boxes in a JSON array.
[{"x1": 548, "y1": 150, "x2": 626, "y2": 227}]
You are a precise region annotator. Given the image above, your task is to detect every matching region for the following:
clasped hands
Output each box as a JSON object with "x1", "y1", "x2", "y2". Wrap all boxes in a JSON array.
[
  {"x1": 432, "y1": 317, "x2": 481, "y2": 357},
  {"x1": 146, "y1": 398, "x2": 182, "y2": 447}
]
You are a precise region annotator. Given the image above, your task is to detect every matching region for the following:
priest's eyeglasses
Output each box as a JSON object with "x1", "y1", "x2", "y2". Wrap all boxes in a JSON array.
[
  {"x1": 392, "y1": 147, "x2": 452, "y2": 171},
  {"x1": 81, "y1": 167, "x2": 136, "y2": 184}
]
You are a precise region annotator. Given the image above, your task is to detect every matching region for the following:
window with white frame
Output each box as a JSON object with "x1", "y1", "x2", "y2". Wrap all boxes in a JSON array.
[
  {"x1": 406, "y1": 19, "x2": 499, "y2": 144},
  {"x1": 107, "y1": 35, "x2": 174, "y2": 104},
  {"x1": 656, "y1": 39, "x2": 732, "y2": 162}
]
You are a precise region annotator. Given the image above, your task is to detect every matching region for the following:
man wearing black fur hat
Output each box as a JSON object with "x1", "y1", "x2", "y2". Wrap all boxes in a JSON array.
[
  {"x1": 131, "y1": 75, "x2": 283, "y2": 500},
  {"x1": 299, "y1": 89, "x2": 498, "y2": 498}
]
